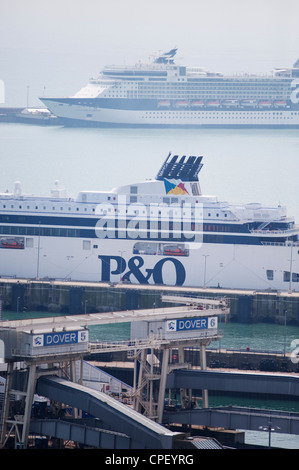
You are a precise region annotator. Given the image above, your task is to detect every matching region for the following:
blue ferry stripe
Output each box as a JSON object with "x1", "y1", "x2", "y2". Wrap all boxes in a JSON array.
[
  {"x1": 0, "y1": 213, "x2": 254, "y2": 233},
  {"x1": 0, "y1": 224, "x2": 271, "y2": 245},
  {"x1": 0, "y1": 213, "x2": 98, "y2": 227},
  {"x1": 0, "y1": 213, "x2": 207, "y2": 229},
  {"x1": 0, "y1": 215, "x2": 292, "y2": 244},
  {"x1": 0, "y1": 214, "x2": 292, "y2": 245}
]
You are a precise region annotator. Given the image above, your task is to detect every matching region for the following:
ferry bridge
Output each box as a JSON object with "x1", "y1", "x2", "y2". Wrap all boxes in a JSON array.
[{"x1": 0, "y1": 296, "x2": 299, "y2": 449}]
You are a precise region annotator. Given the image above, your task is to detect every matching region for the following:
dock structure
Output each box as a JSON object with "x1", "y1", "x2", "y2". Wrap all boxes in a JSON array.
[
  {"x1": 0, "y1": 295, "x2": 229, "y2": 449},
  {"x1": 0, "y1": 277, "x2": 299, "y2": 324},
  {"x1": 1, "y1": 293, "x2": 299, "y2": 449}
]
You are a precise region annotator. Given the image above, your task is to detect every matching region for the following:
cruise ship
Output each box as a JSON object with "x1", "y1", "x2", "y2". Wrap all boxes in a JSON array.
[
  {"x1": 40, "y1": 49, "x2": 299, "y2": 127},
  {"x1": 0, "y1": 153, "x2": 298, "y2": 291}
]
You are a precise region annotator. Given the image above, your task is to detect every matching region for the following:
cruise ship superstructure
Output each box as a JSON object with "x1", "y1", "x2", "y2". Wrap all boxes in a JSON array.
[
  {"x1": 41, "y1": 49, "x2": 299, "y2": 127},
  {"x1": 0, "y1": 153, "x2": 298, "y2": 291}
]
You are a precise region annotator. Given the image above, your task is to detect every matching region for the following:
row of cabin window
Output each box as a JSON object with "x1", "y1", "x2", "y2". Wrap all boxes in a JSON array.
[{"x1": 0, "y1": 204, "x2": 96, "y2": 212}]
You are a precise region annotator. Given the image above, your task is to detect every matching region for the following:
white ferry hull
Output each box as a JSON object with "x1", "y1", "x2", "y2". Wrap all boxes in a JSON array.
[
  {"x1": 1, "y1": 153, "x2": 298, "y2": 292},
  {"x1": 42, "y1": 99, "x2": 299, "y2": 128},
  {"x1": 0, "y1": 236, "x2": 297, "y2": 291}
]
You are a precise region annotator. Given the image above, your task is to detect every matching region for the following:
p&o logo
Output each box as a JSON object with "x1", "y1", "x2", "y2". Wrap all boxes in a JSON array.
[{"x1": 98, "y1": 254, "x2": 186, "y2": 286}]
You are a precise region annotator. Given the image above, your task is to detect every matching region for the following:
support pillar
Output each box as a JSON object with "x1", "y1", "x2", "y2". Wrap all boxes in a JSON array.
[
  {"x1": 70, "y1": 359, "x2": 79, "y2": 418},
  {"x1": 21, "y1": 363, "x2": 37, "y2": 448},
  {"x1": 0, "y1": 361, "x2": 14, "y2": 448},
  {"x1": 149, "y1": 348, "x2": 154, "y2": 418},
  {"x1": 200, "y1": 343, "x2": 208, "y2": 408},
  {"x1": 157, "y1": 347, "x2": 169, "y2": 424},
  {"x1": 134, "y1": 349, "x2": 147, "y2": 413},
  {"x1": 178, "y1": 346, "x2": 184, "y2": 364}
]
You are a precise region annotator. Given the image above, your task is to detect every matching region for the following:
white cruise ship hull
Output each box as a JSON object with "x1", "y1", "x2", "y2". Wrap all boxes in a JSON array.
[
  {"x1": 41, "y1": 99, "x2": 299, "y2": 128},
  {"x1": 0, "y1": 237, "x2": 297, "y2": 292}
]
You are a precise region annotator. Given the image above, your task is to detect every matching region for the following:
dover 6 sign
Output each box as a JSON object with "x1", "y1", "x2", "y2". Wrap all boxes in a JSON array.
[{"x1": 166, "y1": 316, "x2": 217, "y2": 335}]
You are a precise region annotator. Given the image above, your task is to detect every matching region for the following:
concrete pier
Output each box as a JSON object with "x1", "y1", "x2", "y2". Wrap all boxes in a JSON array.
[{"x1": 0, "y1": 277, "x2": 299, "y2": 324}]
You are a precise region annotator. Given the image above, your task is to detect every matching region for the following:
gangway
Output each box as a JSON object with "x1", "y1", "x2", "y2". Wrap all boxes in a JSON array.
[
  {"x1": 163, "y1": 406, "x2": 299, "y2": 437},
  {"x1": 0, "y1": 299, "x2": 229, "y2": 331},
  {"x1": 35, "y1": 375, "x2": 179, "y2": 449}
]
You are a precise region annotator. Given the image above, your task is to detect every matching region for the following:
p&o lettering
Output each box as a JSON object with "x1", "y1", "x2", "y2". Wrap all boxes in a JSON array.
[{"x1": 98, "y1": 255, "x2": 186, "y2": 286}]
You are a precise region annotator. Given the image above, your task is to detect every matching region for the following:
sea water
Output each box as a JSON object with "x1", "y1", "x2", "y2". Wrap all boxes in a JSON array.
[{"x1": 0, "y1": 123, "x2": 299, "y2": 223}]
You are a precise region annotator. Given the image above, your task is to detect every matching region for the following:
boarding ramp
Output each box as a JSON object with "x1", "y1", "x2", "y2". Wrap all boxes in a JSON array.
[
  {"x1": 36, "y1": 375, "x2": 179, "y2": 449},
  {"x1": 163, "y1": 368, "x2": 299, "y2": 437},
  {"x1": 164, "y1": 406, "x2": 299, "y2": 436},
  {"x1": 166, "y1": 369, "x2": 299, "y2": 398},
  {"x1": 30, "y1": 418, "x2": 131, "y2": 449},
  {"x1": 75, "y1": 360, "x2": 132, "y2": 396}
]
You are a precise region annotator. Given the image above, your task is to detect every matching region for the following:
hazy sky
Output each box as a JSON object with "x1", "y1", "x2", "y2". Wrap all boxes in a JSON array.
[{"x1": 1, "y1": 0, "x2": 299, "y2": 106}]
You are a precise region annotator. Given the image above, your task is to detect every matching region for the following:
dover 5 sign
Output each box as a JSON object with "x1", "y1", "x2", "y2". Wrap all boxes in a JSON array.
[{"x1": 33, "y1": 329, "x2": 88, "y2": 347}]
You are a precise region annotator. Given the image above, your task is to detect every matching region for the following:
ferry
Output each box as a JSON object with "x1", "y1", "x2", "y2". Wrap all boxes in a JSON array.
[
  {"x1": 0, "y1": 153, "x2": 298, "y2": 291},
  {"x1": 40, "y1": 49, "x2": 299, "y2": 128}
]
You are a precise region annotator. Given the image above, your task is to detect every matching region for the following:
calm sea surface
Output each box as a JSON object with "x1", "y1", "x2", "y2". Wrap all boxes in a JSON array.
[
  {"x1": 1, "y1": 122, "x2": 299, "y2": 448},
  {"x1": 0, "y1": 123, "x2": 299, "y2": 222}
]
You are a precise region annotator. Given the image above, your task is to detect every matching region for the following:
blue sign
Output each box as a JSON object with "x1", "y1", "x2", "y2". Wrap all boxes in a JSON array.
[
  {"x1": 166, "y1": 316, "x2": 217, "y2": 333},
  {"x1": 33, "y1": 330, "x2": 88, "y2": 347}
]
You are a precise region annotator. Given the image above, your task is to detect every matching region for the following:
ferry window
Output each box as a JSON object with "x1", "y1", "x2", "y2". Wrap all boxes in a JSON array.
[
  {"x1": 266, "y1": 270, "x2": 274, "y2": 280},
  {"x1": 26, "y1": 238, "x2": 33, "y2": 248},
  {"x1": 83, "y1": 240, "x2": 91, "y2": 250},
  {"x1": 284, "y1": 271, "x2": 299, "y2": 282},
  {"x1": 130, "y1": 186, "x2": 138, "y2": 194}
]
